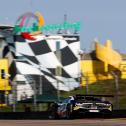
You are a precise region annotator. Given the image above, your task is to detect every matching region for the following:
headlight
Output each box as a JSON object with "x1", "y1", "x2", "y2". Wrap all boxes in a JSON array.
[
  {"x1": 108, "y1": 106, "x2": 112, "y2": 111},
  {"x1": 73, "y1": 103, "x2": 82, "y2": 110}
]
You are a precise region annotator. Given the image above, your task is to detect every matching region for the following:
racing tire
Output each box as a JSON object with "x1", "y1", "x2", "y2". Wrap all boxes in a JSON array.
[
  {"x1": 49, "y1": 111, "x2": 59, "y2": 119},
  {"x1": 48, "y1": 103, "x2": 59, "y2": 119}
]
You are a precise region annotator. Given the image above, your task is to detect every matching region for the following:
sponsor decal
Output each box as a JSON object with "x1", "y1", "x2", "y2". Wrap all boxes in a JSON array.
[
  {"x1": 14, "y1": 12, "x2": 80, "y2": 40},
  {"x1": 14, "y1": 12, "x2": 44, "y2": 40}
]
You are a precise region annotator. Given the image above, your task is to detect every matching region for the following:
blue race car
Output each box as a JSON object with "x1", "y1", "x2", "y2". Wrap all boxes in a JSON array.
[{"x1": 49, "y1": 94, "x2": 113, "y2": 119}]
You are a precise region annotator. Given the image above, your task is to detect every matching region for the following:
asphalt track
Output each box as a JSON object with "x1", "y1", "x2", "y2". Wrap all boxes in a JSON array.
[{"x1": 0, "y1": 119, "x2": 126, "y2": 126}]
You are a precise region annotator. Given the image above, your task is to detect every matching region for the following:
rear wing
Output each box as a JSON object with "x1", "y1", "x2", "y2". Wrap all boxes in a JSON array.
[{"x1": 75, "y1": 94, "x2": 114, "y2": 98}]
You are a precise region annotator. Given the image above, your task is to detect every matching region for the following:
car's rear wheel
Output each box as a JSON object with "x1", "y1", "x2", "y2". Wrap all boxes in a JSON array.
[
  {"x1": 49, "y1": 109, "x2": 60, "y2": 119},
  {"x1": 48, "y1": 103, "x2": 59, "y2": 119}
]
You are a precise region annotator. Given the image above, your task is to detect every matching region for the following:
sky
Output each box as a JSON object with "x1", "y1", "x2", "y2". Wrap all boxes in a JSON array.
[{"x1": 0, "y1": 0, "x2": 126, "y2": 53}]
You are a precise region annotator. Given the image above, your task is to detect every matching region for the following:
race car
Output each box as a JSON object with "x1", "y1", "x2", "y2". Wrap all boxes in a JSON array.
[{"x1": 48, "y1": 94, "x2": 113, "y2": 119}]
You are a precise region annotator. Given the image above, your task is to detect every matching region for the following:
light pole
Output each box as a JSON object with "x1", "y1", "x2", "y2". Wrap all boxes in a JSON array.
[
  {"x1": 12, "y1": 81, "x2": 16, "y2": 112},
  {"x1": 38, "y1": 64, "x2": 43, "y2": 111},
  {"x1": 114, "y1": 74, "x2": 119, "y2": 109},
  {"x1": 4, "y1": 78, "x2": 8, "y2": 105},
  {"x1": 85, "y1": 76, "x2": 89, "y2": 94},
  {"x1": 39, "y1": 75, "x2": 42, "y2": 95},
  {"x1": 7, "y1": 78, "x2": 17, "y2": 112},
  {"x1": 55, "y1": 66, "x2": 62, "y2": 102},
  {"x1": 81, "y1": 72, "x2": 89, "y2": 94},
  {"x1": 33, "y1": 79, "x2": 37, "y2": 111},
  {"x1": 38, "y1": 64, "x2": 43, "y2": 95},
  {"x1": 56, "y1": 41, "x2": 62, "y2": 102},
  {"x1": 111, "y1": 71, "x2": 119, "y2": 109},
  {"x1": 4, "y1": 73, "x2": 11, "y2": 106},
  {"x1": 78, "y1": 51, "x2": 81, "y2": 87}
]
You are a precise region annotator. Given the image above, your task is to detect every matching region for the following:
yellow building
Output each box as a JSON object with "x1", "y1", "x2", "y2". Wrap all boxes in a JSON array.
[
  {"x1": 0, "y1": 58, "x2": 10, "y2": 91},
  {"x1": 80, "y1": 40, "x2": 126, "y2": 86},
  {"x1": 0, "y1": 59, "x2": 11, "y2": 105}
]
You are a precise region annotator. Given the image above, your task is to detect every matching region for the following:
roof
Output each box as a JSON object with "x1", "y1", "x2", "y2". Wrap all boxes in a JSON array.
[
  {"x1": 81, "y1": 51, "x2": 126, "y2": 61},
  {"x1": 0, "y1": 25, "x2": 13, "y2": 38},
  {"x1": 81, "y1": 51, "x2": 99, "y2": 60},
  {"x1": 0, "y1": 25, "x2": 13, "y2": 29}
]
